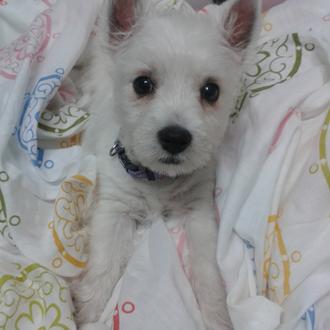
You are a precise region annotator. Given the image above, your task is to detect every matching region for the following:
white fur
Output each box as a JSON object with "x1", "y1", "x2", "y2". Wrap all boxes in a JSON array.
[{"x1": 72, "y1": 0, "x2": 259, "y2": 329}]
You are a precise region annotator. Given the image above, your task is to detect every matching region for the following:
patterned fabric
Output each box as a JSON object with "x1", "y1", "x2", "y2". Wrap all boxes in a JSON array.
[
  {"x1": 1, "y1": 0, "x2": 329, "y2": 329},
  {"x1": 216, "y1": 0, "x2": 330, "y2": 329},
  {"x1": 0, "y1": 0, "x2": 101, "y2": 328}
]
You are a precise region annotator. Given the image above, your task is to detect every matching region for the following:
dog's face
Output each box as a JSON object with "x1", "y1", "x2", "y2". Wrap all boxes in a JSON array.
[{"x1": 97, "y1": 0, "x2": 259, "y2": 177}]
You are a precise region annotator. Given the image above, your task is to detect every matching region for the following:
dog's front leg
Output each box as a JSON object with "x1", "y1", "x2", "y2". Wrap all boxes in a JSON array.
[
  {"x1": 72, "y1": 204, "x2": 135, "y2": 325},
  {"x1": 185, "y1": 203, "x2": 232, "y2": 330}
]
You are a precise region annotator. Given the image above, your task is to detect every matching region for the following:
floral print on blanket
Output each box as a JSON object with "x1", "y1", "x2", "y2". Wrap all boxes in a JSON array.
[
  {"x1": 232, "y1": 33, "x2": 317, "y2": 119},
  {"x1": 16, "y1": 68, "x2": 64, "y2": 167},
  {"x1": 48, "y1": 175, "x2": 93, "y2": 273},
  {"x1": 0, "y1": 10, "x2": 52, "y2": 80},
  {"x1": 262, "y1": 107, "x2": 330, "y2": 306},
  {"x1": 0, "y1": 0, "x2": 100, "y2": 328},
  {"x1": 0, "y1": 263, "x2": 75, "y2": 329}
]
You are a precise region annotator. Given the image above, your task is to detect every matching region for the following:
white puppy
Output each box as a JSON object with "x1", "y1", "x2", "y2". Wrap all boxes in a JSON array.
[{"x1": 73, "y1": 0, "x2": 260, "y2": 329}]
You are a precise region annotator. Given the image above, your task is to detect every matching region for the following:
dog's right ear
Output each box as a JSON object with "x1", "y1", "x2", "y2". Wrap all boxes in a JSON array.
[
  {"x1": 110, "y1": 0, "x2": 135, "y2": 40},
  {"x1": 107, "y1": 0, "x2": 149, "y2": 44}
]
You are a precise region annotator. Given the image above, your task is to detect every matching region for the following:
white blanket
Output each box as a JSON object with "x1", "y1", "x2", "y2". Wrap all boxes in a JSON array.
[
  {"x1": 0, "y1": 0, "x2": 330, "y2": 329},
  {"x1": 216, "y1": 0, "x2": 330, "y2": 329},
  {"x1": 0, "y1": 1, "x2": 100, "y2": 329}
]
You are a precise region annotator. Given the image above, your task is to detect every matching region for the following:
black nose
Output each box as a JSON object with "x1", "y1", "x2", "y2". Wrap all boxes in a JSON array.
[{"x1": 157, "y1": 125, "x2": 192, "y2": 154}]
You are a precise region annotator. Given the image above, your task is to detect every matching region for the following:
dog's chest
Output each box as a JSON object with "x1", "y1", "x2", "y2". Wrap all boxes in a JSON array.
[
  {"x1": 98, "y1": 158, "x2": 214, "y2": 224},
  {"x1": 120, "y1": 176, "x2": 205, "y2": 224}
]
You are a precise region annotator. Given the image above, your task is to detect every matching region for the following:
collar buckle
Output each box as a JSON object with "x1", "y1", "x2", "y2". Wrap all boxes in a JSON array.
[
  {"x1": 109, "y1": 140, "x2": 124, "y2": 157},
  {"x1": 109, "y1": 140, "x2": 163, "y2": 181}
]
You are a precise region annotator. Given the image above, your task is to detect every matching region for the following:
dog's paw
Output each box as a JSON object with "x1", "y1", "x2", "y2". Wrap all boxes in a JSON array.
[
  {"x1": 191, "y1": 264, "x2": 232, "y2": 330},
  {"x1": 71, "y1": 270, "x2": 116, "y2": 325},
  {"x1": 200, "y1": 303, "x2": 232, "y2": 330},
  {"x1": 70, "y1": 278, "x2": 99, "y2": 324}
]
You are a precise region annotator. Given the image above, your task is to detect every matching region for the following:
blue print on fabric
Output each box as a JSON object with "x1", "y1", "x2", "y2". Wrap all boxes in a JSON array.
[
  {"x1": 243, "y1": 239, "x2": 256, "y2": 276},
  {"x1": 301, "y1": 305, "x2": 315, "y2": 330},
  {"x1": 16, "y1": 68, "x2": 64, "y2": 167}
]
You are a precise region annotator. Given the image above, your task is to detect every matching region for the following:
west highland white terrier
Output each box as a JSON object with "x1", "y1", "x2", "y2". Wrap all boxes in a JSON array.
[{"x1": 72, "y1": 0, "x2": 260, "y2": 329}]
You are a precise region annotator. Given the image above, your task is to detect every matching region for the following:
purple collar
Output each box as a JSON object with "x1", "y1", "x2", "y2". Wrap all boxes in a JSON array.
[{"x1": 110, "y1": 140, "x2": 164, "y2": 181}]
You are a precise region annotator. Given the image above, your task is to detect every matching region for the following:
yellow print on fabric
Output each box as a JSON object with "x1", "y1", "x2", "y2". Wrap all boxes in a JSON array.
[
  {"x1": 49, "y1": 175, "x2": 94, "y2": 271},
  {"x1": 263, "y1": 213, "x2": 301, "y2": 304}
]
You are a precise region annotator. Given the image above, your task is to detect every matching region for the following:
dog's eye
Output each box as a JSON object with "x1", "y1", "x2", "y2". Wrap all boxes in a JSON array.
[
  {"x1": 133, "y1": 76, "x2": 155, "y2": 96},
  {"x1": 200, "y1": 82, "x2": 220, "y2": 104}
]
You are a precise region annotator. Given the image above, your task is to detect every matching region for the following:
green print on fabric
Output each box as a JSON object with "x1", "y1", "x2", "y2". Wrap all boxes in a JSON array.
[
  {"x1": 232, "y1": 33, "x2": 313, "y2": 119},
  {"x1": 38, "y1": 105, "x2": 90, "y2": 136},
  {"x1": 0, "y1": 171, "x2": 9, "y2": 226},
  {"x1": 320, "y1": 109, "x2": 330, "y2": 189},
  {"x1": 0, "y1": 171, "x2": 21, "y2": 242},
  {"x1": 0, "y1": 264, "x2": 73, "y2": 330},
  {"x1": 15, "y1": 301, "x2": 68, "y2": 330}
]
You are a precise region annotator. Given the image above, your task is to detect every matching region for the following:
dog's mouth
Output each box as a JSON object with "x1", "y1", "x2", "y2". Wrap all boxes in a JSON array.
[{"x1": 159, "y1": 156, "x2": 181, "y2": 165}]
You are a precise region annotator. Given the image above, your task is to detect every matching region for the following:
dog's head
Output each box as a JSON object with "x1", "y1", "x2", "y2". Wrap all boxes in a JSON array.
[{"x1": 92, "y1": 0, "x2": 260, "y2": 177}]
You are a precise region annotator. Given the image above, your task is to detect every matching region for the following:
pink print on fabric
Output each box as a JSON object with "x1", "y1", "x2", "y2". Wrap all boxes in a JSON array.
[
  {"x1": 0, "y1": 10, "x2": 51, "y2": 80},
  {"x1": 112, "y1": 301, "x2": 136, "y2": 330},
  {"x1": 322, "y1": 14, "x2": 330, "y2": 22},
  {"x1": 113, "y1": 305, "x2": 120, "y2": 330},
  {"x1": 268, "y1": 108, "x2": 296, "y2": 154},
  {"x1": 171, "y1": 225, "x2": 192, "y2": 280},
  {"x1": 0, "y1": 0, "x2": 7, "y2": 6},
  {"x1": 198, "y1": 7, "x2": 208, "y2": 14},
  {"x1": 215, "y1": 204, "x2": 221, "y2": 225},
  {"x1": 42, "y1": 0, "x2": 57, "y2": 7}
]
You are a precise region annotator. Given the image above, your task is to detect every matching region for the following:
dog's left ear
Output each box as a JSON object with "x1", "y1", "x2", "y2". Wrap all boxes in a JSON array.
[{"x1": 217, "y1": 0, "x2": 261, "y2": 60}]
